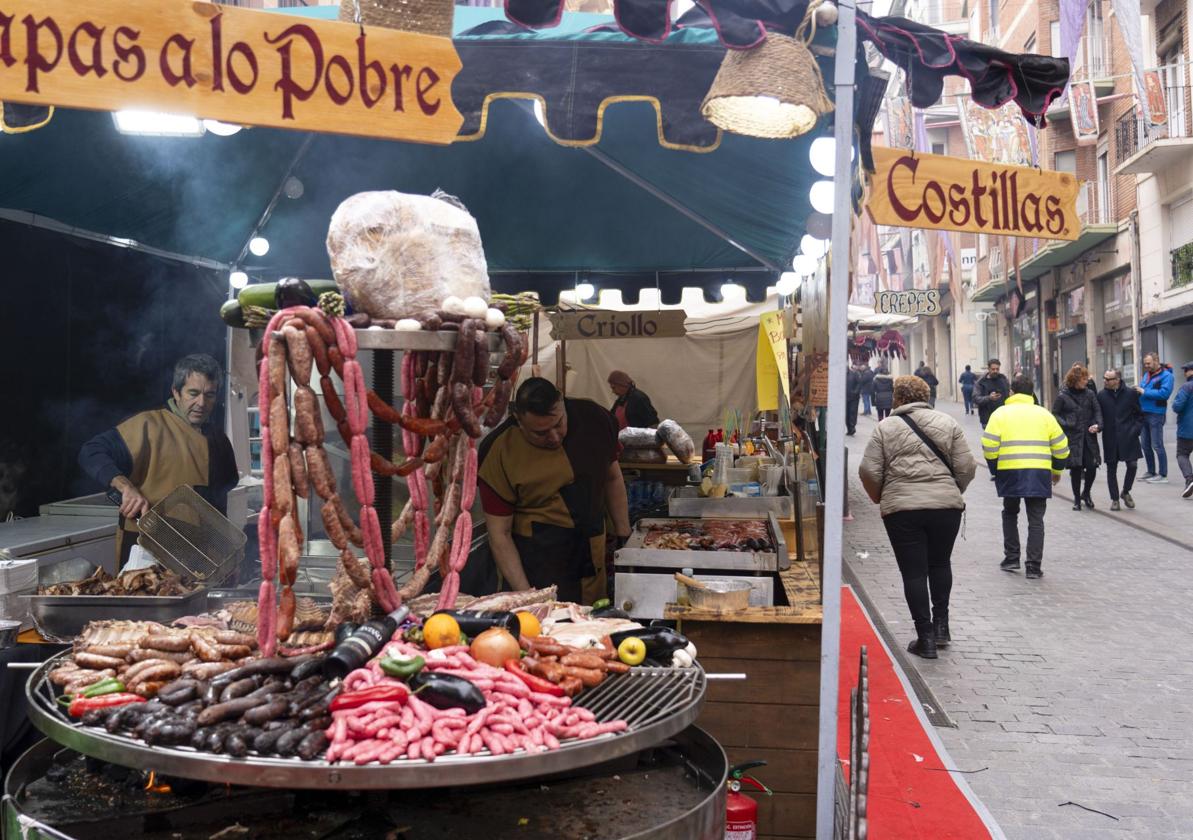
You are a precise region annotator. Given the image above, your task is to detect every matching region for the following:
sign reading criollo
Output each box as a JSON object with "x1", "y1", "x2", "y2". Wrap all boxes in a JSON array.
[
  {"x1": 549, "y1": 310, "x2": 687, "y2": 341},
  {"x1": 867, "y1": 148, "x2": 1080, "y2": 242},
  {"x1": 0, "y1": 0, "x2": 463, "y2": 143}
]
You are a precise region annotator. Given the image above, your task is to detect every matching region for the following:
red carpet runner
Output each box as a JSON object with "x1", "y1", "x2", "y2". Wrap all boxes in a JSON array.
[{"x1": 837, "y1": 585, "x2": 1000, "y2": 839}]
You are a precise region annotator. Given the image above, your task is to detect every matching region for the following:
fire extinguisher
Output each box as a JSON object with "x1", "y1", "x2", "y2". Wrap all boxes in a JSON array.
[{"x1": 725, "y1": 760, "x2": 772, "y2": 840}]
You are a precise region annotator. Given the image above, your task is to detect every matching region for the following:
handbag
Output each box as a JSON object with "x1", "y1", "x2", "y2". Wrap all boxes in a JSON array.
[{"x1": 898, "y1": 413, "x2": 956, "y2": 481}]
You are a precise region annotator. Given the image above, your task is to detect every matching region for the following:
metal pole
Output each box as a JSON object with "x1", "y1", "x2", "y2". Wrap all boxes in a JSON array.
[
  {"x1": 816, "y1": 1, "x2": 856, "y2": 835},
  {"x1": 1129, "y1": 210, "x2": 1142, "y2": 379}
]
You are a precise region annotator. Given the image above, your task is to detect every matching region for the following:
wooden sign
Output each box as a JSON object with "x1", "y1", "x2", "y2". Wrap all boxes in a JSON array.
[
  {"x1": 875, "y1": 289, "x2": 942, "y2": 317},
  {"x1": 0, "y1": 0, "x2": 463, "y2": 143},
  {"x1": 548, "y1": 310, "x2": 686, "y2": 341},
  {"x1": 867, "y1": 147, "x2": 1080, "y2": 242},
  {"x1": 807, "y1": 351, "x2": 829, "y2": 408}
]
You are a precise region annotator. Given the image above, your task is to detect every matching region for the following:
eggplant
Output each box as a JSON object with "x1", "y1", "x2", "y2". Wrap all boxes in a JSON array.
[
  {"x1": 591, "y1": 606, "x2": 632, "y2": 620},
  {"x1": 408, "y1": 672, "x2": 486, "y2": 715},
  {"x1": 609, "y1": 626, "x2": 690, "y2": 657},
  {"x1": 274, "y1": 277, "x2": 317, "y2": 309},
  {"x1": 431, "y1": 610, "x2": 521, "y2": 638}
]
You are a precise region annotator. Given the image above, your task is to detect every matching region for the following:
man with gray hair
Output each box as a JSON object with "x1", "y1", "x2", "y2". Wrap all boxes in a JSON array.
[
  {"x1": 1096, "y1": 368, "x2": 1143, "y2": 511},
  {"x1": 79, "y1": 354, "x2": 239, "y2": 568}
]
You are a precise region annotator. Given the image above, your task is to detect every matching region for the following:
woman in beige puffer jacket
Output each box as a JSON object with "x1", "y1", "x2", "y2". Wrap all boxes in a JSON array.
[{"x1": 859, "y1": 376, "x2": 977, "y2": 660}]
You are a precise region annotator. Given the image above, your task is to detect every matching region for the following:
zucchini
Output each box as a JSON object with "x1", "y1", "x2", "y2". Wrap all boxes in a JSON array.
[
  {"x1": 220, "y1": 299, "x2": 247, "y2": 328},
  {"x1": 238, "y1": 279, "x2": 339, "y2": 311}
]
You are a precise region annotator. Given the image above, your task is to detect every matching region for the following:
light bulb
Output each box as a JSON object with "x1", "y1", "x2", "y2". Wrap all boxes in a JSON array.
[
  {"x1": 575, "y1": 282, "x2": 595, "y2": 301},
  {"x1": 809, "y1": 180, "x2": 835, "y2": 215},
  {"x1": 800, "y1": 234, "x2": 829, "y2": 259},
  {"x1": 776, "y1": 272, "x2": 801, "y2": 295},
  {"x1": 791, "y1": 254, "x2": 817, "y2": 276},
  {"x1": 809, "y1": 137, "x2": 836, "y2": 177},
  {"x1": 249, "y1": 236, "x2": 270, "y2": 257},
  {"x1": 720, "y1": 282, "x2": 744, "y2": 300},
  {"x1": 229, "y1": 270, "x2": 249, "y2": 289},
  {"x1": 203, "y1": 119, "x2": 243, "y2": 136}
]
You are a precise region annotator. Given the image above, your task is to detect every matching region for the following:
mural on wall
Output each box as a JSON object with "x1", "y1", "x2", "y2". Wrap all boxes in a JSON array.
[
  {"x1": 883, "y1": 72, "x2": 916, "y2": 151},
  {"x1": 1070, "y1": 80, "x2": 1100, "y2": 145}
]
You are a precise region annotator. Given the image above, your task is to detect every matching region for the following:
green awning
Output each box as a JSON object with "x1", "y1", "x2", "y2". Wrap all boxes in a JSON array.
[{"x1": 970, "y1": 223, "x2": 1118, "y2": 303}]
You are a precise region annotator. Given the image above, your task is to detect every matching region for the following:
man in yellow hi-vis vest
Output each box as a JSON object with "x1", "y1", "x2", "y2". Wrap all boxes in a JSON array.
[{"x1": 981, "y1": 375, "x2": 1070, "y2": 579}]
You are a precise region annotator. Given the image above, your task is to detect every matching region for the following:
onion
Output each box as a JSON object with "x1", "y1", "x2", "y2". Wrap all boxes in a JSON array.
[
  {"x1": 484, "y1": 308, "x2": 506, "y2": 330},
  {"x1": 395, "y1": 318, "x2": 422, "y2": 332},
  {"x1": 469, "y1": 627, "x2": 520, "y2": 668},
  {"x1": 462, "y1": 296, "x2": 488, "y2": 318},
  {"x1": 442, "y1": 296, "x2": 466, "y2": 315}
]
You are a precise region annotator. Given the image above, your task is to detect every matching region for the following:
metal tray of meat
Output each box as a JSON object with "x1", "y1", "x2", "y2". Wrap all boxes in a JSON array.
[
  {"x1": 24, "y1": 590, "x2": 208, "y2": 641},
  {"x1": 25, "y1": 651, "x2": 706, "y2": 790},
  {"x1": 615, "y1": 513, "x2": 789, "y2": 571}
]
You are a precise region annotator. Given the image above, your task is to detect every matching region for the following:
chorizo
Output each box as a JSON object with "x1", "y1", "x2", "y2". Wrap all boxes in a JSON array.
[
  {"x1": 288, "y1": 442, "x2": 309, "y2": 499},
  {"x1": 272, "y1": 449, "x2": 294, "y2": 516},
  {"x1": 366, "y1": 390, "x2": 404, "y2": 425},
  {"x1": 327, "y1": 344, "x2": 346, "y2": 378},
  {"x1": 561, "y1": 665, "x2": 604, "y2": 688},
  {"x1": 417, "y1": 310, "x2": 443, "y2": 331},
  {"x1": 269, "y1": 394, "x2": 289, "y2": 456},
  {"x1": 138, "y1": 632, "x2": 192, "y2": 652},
  {"x1": 330, "y1": 495, "x2": 364, "y2": 547},
  {"x1": 472, "y1": 330, "x2": 489, "y2": 387},
  {"x1": 277, "y1": 586, "x2": 297, "y2": 641},
  {"x1": 320, "y1": 375, "x2": 346, "y2": 422},
  {"x1": 453, "y1": 319, "x2": 477, "y2": 384},
  {"x1": 371, "y1": 452, "x2": 422, "y2": 477},
  {"x1": 293, "y1": 306, "x2": 336, "y2": 347},
  {"x1": 483, "y1": 379, "x2": 513, "y2": 428},
  {"x1": 304, "y1": 445, "x2": 336, "y2": 500},
  {"x1": 321, "y1": 498, "x2": 349, "y2": 550},
  {"x1": 498, "y1": 325, "x2": 522, "y2": 379},
  {"x1": 268, "y1": 339, "x2": 287, "y2": 401},
  {"x1": 278, "y1": 513, "x2": 300, "y2": 586},
  {"x1": 293, "y1": 386, "x2": 324, "y2": 445},
  {"x1": 423, "y1": 433, "x2": 450, "y2": 464},
  {"x1": 452, "y1": 382, "x2": 482, "y2": 438},
  {"x1": 339, "y1": 548, "x2": 372, "y2": 589},
  {"x1": 305, "y1": 325, "x2": 330, "y2": 377}
]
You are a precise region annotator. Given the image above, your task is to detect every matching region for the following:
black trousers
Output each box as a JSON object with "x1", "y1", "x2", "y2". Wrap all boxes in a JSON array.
[
  {"x1": 876, "y1": 406, "x2": 891, "y2": 420},
  {"x1": 882, "y1": 508, "x2": 963, "y2": 634},
  {"x1": 846, "y1": 394, "x2": 860, "y2": 433},
  {"x1": 1105, "y1": 459, "x2": 1137, "y2": 501},
  {"x1": 1002, "y1": 496, "x2": 1046, "y2": 567},
  {"x1": 1069, "y1": 465, "x2": 1097, "y2": 499}
]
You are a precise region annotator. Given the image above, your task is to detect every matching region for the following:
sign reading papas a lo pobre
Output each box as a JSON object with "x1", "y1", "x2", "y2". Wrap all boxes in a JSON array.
[
  {"x1": 867, "y1": 148, "x2": 1081, "y2": 242},
  {"x1": 0, "y1": 0, "x2": 463, "y2": 143},
  {"x1": 549, "y1": 310, "x2": 687, "y2": 341}
]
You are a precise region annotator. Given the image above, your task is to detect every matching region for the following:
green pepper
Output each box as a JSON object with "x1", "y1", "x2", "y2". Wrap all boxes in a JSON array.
[
  {"x1": 379, "y1": 654, "x2": 425, "y2": 680},
  {"x1": 81, "y1": 678, "x2": 125, "y2": 698},
  {"x1": 591, "y1": 598, "x2": 611, "y2": 611}
]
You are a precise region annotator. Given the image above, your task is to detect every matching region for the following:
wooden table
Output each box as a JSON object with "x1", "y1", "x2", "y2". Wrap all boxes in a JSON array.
[
  {"x1": 665, "y1": 520, "x2": 822, "y2": 839},
  {"x1": 618, "y1": 454, "x2": 695, "y2": 486}
]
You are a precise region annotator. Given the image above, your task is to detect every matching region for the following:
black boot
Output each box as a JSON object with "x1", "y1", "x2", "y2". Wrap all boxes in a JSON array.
[
  {"x1": 1082, "y1": 493, "x2": 1095, "y2": 510},
  {"x1": 908, "y1": 621, "x2": 938, "y2": 659},
  {"x1": 933, "y1": 615, "x2": 951, "y2": 648}
]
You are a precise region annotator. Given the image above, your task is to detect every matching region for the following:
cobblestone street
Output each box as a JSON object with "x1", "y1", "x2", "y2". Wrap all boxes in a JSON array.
[{"x1": 844, "y1": 399, "x2": 1193, "y2": 839}]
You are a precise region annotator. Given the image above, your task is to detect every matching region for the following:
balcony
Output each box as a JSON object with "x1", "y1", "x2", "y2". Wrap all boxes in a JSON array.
[
  {"x1": 1115, "y1": 80, "x2": 1193, "y2": 174},
  {"x1": 1074, "y1": 35, "x2": 1115, "y2": 92}
]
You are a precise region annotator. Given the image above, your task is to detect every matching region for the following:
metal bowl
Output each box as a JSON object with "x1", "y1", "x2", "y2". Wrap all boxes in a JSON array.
[
  {"x1": 0, "y1": 619, "x2": 20, "y2": 649},
  {"x1": 687, "y1": 579, "x2": 753, "y2": 612}
]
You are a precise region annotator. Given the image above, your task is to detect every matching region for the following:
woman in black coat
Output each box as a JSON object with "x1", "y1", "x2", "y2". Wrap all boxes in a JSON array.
[
  {"x1": 1096, "y1": 369, "x2": 1144, "y2": 510},
  {"x1": 871, "y1": 367, "x2": 895, "y2": 420},
  {"x1": 608, "y1": 370, "x2": 659, "y2": 429},
  {"x1": 919, "y1": 366, "x2": 940, "y2": 407},
  {"x1": 1051, "y1": 363, "x2": 1103, "y2": 510}
]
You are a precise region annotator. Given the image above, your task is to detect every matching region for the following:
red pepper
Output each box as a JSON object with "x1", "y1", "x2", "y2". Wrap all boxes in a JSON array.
[
  {"x1": 504, "y1": 659, "x2": 565, "y2": 697},
  {"x1": 68, "y1": 693, "x2": 145, "y2": 717},
  {"x1": 328, "y1": 683, "x2": 409, "y2": 712}
]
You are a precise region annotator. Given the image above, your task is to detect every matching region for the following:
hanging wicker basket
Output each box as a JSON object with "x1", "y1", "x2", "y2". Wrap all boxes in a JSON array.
[
  {"x1": 338, "y1": 0, "x2": 455, "y2": 38},
  {"x1": 701, "y1": 33, "x2": 834, "y2": 139}
]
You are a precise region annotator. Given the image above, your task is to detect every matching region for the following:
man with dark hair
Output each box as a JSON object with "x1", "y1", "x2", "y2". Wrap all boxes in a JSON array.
[
  {"x1": 1137, "y1": 352, "x2": 1174, "y2": 482},
  {"x1": 974, "y1": 358, "x2": 1011, "y2": 428},
  {"x1": 79, "y1": 353, "x2": 238, "y2": 568},
  {"x1": 478, "y1": 378, "x2": 630, "y2": 603},
  {"x1": 981, "y1": 374, "x2": 1069, "y2": 579}
]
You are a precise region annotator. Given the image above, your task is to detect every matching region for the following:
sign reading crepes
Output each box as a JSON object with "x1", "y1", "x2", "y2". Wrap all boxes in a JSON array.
[
  {"x1": 876, "y1": 289, "x2": 942, "y2": 317},
  {"x1": 548, "y1": 310, "x2": 687, "y2": 341},
  {"x1": 867, "y1": 148, "x2": 1080, "y2": 242},
  {"x1": 0, "y1": 0, "x2": 463, "y2": 143}
]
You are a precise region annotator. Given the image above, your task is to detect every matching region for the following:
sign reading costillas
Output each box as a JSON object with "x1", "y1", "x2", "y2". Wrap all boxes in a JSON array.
[
  {"x1": 549, "y1": 310, "x2": 687, "y2": 340},
  {"x1": 0, "y1": 0, "x2": 463, "y2": 143},
  {"x1": 867, "y1": 148, "x2": 1080, "y2": 242}
]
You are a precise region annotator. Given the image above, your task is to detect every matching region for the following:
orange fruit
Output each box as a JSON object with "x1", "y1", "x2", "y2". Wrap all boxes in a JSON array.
[
  {"x1": 515, "y1": 611, "x2": 542, "y2": 638},
  {"x1": 423, "y1": 613, "x2": 461, "y2": 649}
]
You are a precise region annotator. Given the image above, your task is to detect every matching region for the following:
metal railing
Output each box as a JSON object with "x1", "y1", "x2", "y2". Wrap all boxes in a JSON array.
[{"x1": 1115, "y1": 80, "x2": 1193, "y2": 162}]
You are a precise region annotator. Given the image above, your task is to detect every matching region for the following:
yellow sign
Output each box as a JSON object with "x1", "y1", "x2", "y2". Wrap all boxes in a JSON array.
[
  {"x1": 0, "y1": 0, "x2": 463, "y2": 143},
  {"x1": 755, "y1": 311, "x2": 790, "y2": 411},
  {"x1": 867, "y1": 147, "x2": 1080, "y2": 242}
]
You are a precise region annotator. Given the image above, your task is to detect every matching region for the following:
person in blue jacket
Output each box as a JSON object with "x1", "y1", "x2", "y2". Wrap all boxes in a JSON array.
[
  {"x1": 958, "y1": 365, "x2": 978, "y2": 415},
  {"x1": 1136, "y1": 352, "x2": 1175, "y2": 483},
  {"x1": 1173, "y1": 361, "x2": 1193, "y2": 498}
]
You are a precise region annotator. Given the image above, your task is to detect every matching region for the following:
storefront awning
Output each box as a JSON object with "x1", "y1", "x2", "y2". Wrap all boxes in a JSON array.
[{"x1": 970, "y1": 223, "x2": 1118, "y2": 303}]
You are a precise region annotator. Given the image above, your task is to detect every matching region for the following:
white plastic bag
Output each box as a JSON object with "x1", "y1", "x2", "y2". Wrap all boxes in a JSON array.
[{"x1": 125, "y1": 543, "x2": 159, "y2": 571}]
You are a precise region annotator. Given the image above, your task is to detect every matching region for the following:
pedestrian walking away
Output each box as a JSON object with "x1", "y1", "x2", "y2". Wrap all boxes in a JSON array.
[
  {"x1": 974, "y1": 358, "x2": 1011, "y2": 428},
  {"x1": 919, "y1": 365, "x2": 940, "y2": 407},
  {"x1": 1173, "y1": 361, "x2": 1193, "y2": 498},
  {"x1": 845, "y1": 364, "x2": 862, "y2": 436},
  {"x1": 1052, "y1": 363, "x2": 1102, "y2": 511},
  {"x1": 959, "y1": 365, "x2": 978, "y2": 415},
  {"x1": 1137, "y1": 352, "x2": 1174, "y2": 482},
  {"x1": 859, "y1": 363, "x2": 876, "y2": 416},
  {"x1": 982, "y1": 374, "x2": 1069, "y2": 579},
  {"x1": 859, "y1": 376, "x2": 976, "y2": 659},
  {"x1": 872, "y1": 365, "x2": 894, "y2": 420},
  {"x1": 1097, "y1": 369, "x2": 1143, "y2": 510}
]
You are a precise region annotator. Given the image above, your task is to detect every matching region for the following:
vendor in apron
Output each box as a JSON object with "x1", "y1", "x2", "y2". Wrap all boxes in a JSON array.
[
  {"x1": 478, "y1": 377, "x2": 631, "y2": 604},
  {"x1": 78, "y1": 354, "x2": 239, "y2": 568}
]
